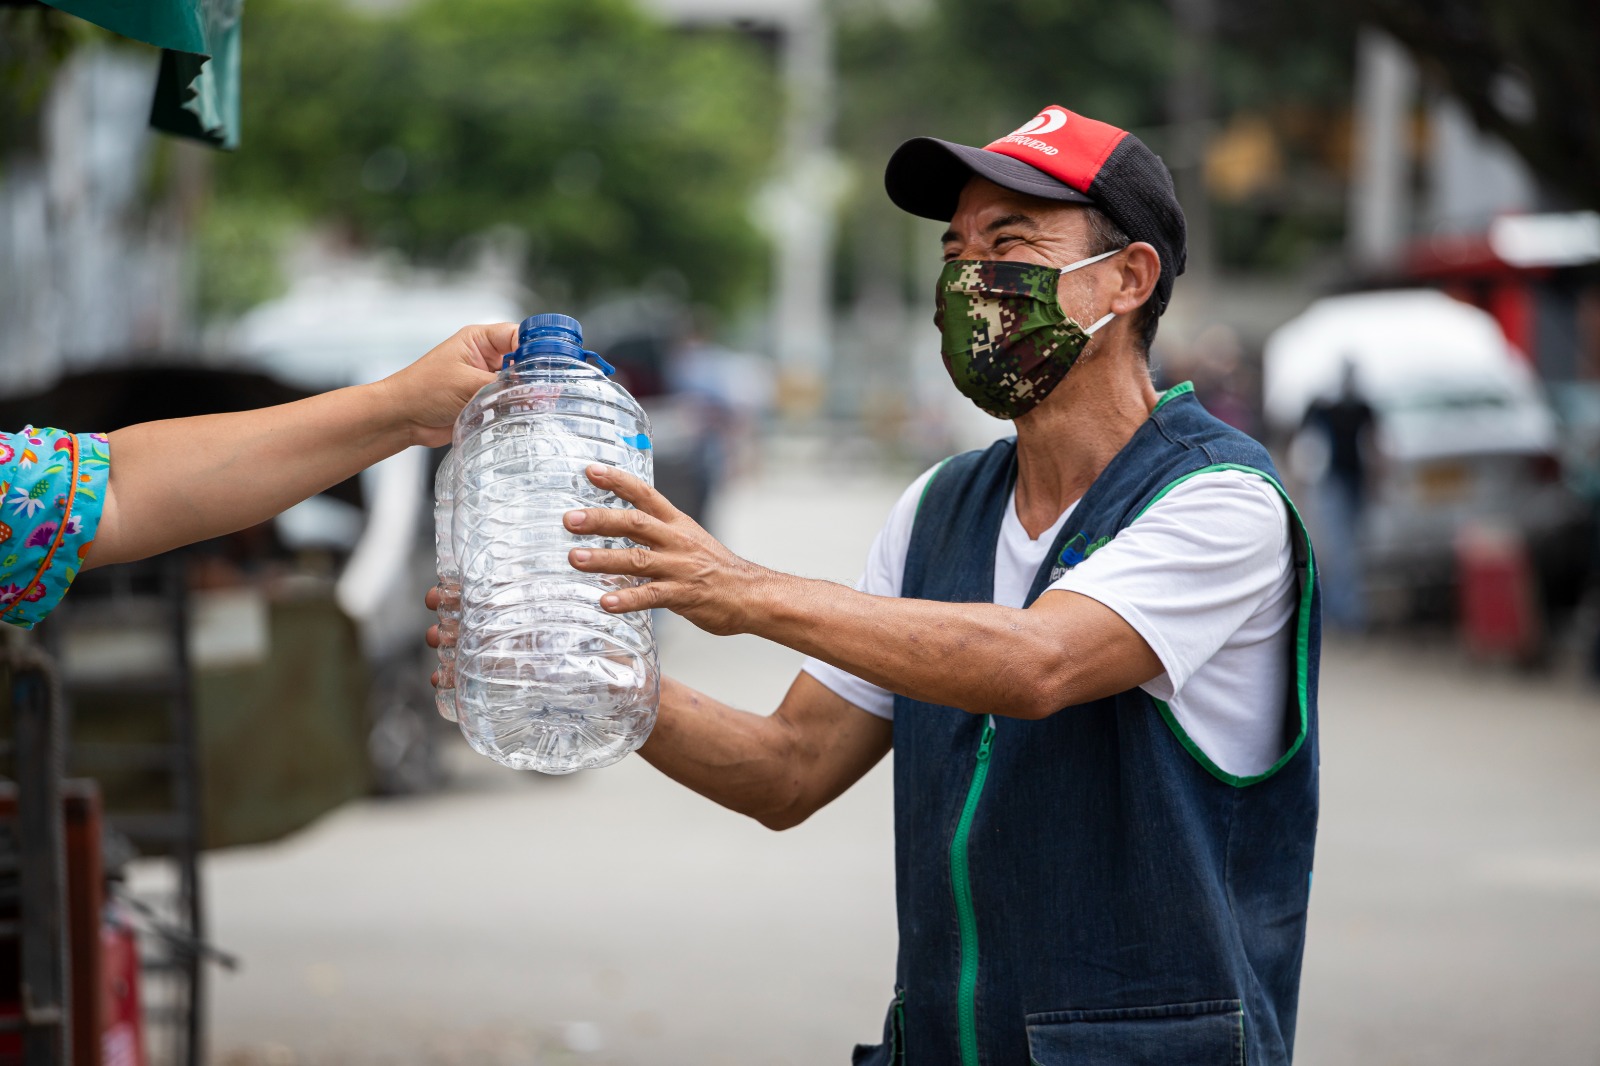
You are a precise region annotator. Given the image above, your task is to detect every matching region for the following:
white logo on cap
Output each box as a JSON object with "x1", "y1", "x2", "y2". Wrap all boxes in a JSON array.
[{"x1": 1014, "y1": 108, "x2": 1068, "y2": 137}]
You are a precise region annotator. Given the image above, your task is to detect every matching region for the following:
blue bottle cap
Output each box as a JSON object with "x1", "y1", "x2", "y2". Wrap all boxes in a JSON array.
[
  {"x1": 520, "y1": 313, "x2": 583, "y2": 348},
  {"x1": 506, "y1": 313, "x2": 616, "y2": 374}
]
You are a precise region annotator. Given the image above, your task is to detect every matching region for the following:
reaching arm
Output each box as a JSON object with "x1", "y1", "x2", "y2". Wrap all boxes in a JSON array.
[
  {"x1": 87, "y1": 323, "x2": 515, "y2": 569},
  {"x1": 563, "y1": 465, "x2": 1162, "y2": 721}
]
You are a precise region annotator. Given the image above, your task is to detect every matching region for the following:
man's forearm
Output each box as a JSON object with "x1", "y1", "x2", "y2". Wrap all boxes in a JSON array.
[
  {"x1": 741, "y1": 574, "x2": 1133, "y2": 720},
  {"x1": 564, "y1": 463, "x2": 1162, "y2": 721},
  {"x1": 638, "y1": 677, "x2": 805, "y2": 828},
  {"x1": 94, "y1": 382, "x2": 407, "y2": 568}
]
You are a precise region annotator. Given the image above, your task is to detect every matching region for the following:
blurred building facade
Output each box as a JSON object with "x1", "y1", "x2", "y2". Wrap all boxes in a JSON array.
[
  {"x1": 1349, "y1": 27, "x2": 1600, "y2": 384},
  {"x1": 0, "y1": 45, "x2": 195, "y2": 397}
]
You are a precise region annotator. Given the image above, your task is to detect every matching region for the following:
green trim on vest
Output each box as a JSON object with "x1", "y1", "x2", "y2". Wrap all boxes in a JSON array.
[
  {"x1": 951, "y1": 715, "x2": 996, "y2": 1066},
  {"x1": 1153, "y1": 380, "x2": 1196, "y2": 410},
  {"x1": 916, "y1": 457, "x2": 954, "y2": 519},
  {"x1": 891, "y1": 991, "x2": 906, "y2": 1064},
  {"x1": 1134, "y1": 463, "x2": 1317, "y2": 788},
  {"x1": 920, "y1": 383, "x2": 1189, "y2": 528}
]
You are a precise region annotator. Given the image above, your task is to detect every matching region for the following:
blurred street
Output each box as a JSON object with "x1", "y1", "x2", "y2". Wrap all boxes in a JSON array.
[
  {"x1": 7, "y1": 1, "x2": 1600, "y2": 1062},
  {"x1": 178, "y1": 460, "x2": 1600, "y2": 1066}
]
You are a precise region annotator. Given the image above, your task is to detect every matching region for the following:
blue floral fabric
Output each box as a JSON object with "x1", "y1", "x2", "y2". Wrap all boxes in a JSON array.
[{"x1": 0, "y1": 427, "x2": 110, "y2": 629}]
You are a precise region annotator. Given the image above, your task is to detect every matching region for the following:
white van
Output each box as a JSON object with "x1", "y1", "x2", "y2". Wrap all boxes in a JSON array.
[{"x1": 1262, "y1": 289, "x2": 1589, "y2": 616}]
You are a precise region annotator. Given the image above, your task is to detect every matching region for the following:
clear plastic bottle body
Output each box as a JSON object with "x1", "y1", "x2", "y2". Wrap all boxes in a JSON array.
[
  {"x1": 432, "y1": 448, "x2": 462, "y2": 722},
  {"x1": 449, "y1": 330, "x2": 658, "y2": 774}
]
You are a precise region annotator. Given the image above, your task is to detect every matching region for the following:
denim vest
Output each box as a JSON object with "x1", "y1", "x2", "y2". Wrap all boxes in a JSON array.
[{"x1": 853, "y1": 385, "x2": 1320, "y2": 1066}]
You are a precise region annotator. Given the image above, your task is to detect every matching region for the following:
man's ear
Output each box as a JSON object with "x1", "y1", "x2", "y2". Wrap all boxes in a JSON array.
[{"x1": 1110, "y1": 241, "x2": 1161, "y2": 318}]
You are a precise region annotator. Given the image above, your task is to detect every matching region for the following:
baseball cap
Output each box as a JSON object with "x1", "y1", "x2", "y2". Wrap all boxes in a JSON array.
[{"x1": 884, "y1": 105, "x2": 1188, "y2": 315}]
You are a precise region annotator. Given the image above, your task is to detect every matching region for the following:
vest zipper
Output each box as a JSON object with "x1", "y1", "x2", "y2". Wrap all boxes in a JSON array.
[{"x1": 950, "y1": 714, "x2": 995, "y2": 1066}]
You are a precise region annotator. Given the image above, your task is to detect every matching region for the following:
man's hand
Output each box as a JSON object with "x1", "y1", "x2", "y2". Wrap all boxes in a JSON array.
[
  {"x1": 564, "y1": 465, "x2": 774, "y2": 636},
  {"x1": 377, "y1": 322, "x2": 517, "y2": 447},
  {"x1": 424, "y1": 584, "x2": 449, "y2": 692}
]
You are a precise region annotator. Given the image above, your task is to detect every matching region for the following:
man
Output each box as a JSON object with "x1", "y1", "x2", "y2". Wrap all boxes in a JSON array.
[
  {"x1": 436, "y1": 106, "x2": 1320, "y2": 1065},
  {"x1": 1303, "y1": 357, "x2": 1375, "y2": 630}
]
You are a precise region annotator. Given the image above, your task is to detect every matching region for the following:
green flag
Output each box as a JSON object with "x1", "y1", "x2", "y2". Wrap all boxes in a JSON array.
[{"x1": 40, "y1": 0, "x2": 242, "y2": 149}]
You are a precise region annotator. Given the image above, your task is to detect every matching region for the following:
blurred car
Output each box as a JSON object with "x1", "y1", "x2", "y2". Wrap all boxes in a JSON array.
[{"x1": 1263, "y1": 289, "x2": 1591, "y2": 619}]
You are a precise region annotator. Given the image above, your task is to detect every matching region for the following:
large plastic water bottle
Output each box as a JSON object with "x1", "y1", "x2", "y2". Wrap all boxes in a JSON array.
[{"x1": 443, "y1": 313, "x2": 659, "y2": 773}]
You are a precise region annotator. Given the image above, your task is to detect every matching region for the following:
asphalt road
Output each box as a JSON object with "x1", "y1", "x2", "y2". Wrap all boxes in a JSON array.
[{"x1": 182, "y1": 462, "x2": 1600, "y2": 1066}]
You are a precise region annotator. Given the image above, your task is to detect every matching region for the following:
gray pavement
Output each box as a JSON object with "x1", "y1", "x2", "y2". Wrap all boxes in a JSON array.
[{"x1": 181, "y1": 463, "x2": 1600, "y2": 1065}]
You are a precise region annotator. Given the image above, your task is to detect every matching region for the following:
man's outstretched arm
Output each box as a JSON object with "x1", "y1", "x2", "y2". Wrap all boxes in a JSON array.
[
  {"x1": 426, "y1": 596, "x2": 891, "y2": 830},
  {"x1": 642, "y1": 672, "x2": 891, "y2": 830},
  {"x1": 564, "y1": 465, "x2": 1162, "y2": 721}
]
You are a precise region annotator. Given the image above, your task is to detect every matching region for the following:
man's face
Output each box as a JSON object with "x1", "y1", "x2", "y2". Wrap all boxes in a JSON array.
[{"x1": 939, "y1": 176, "x2": 1116, "y2": 333}]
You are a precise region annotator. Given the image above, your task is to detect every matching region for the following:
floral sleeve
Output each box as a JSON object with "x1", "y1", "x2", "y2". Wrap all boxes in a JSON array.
[{"x1": 0, "y1": 427, "x2": 110, "y2": 629}]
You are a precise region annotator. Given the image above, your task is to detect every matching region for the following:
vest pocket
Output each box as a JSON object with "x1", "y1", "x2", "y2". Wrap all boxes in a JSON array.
[
  {"x1": 1025, "y1": 999, "x2": 1244, "y2": 1066},
  {"x1": 851, "y1": 988, "x2": 906, "y2": 1066}
]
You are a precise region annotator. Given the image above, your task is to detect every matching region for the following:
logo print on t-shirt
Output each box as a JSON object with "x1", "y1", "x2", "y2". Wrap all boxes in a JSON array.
[{"x1": 1048, "y1": 531, "x2": 1111, "y2": 583}]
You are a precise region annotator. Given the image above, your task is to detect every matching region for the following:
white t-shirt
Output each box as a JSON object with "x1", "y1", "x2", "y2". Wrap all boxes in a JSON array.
[{"x1": 802, "y1": 465, "x2": 1299, "y2": 778}]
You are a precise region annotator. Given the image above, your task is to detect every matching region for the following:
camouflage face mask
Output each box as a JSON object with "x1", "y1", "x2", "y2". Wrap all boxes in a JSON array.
[{"x1": 935, "y1": 249, "x2": 1120, "y2": 419}]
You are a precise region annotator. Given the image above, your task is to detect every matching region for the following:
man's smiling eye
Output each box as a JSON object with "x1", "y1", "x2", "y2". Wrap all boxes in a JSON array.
[{"x1": 993, "y1": 234, "x2": 1022, "y2": 246}]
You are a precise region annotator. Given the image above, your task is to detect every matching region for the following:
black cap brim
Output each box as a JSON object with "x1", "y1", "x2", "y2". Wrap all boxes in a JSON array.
[{"x1": 884, "y1": 137, "x2": 1095, "y2": 222}]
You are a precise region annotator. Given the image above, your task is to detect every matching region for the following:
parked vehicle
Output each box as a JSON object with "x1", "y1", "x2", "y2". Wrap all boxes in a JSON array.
[{"x1": 1263, "y1": 289, "x2": 1591, "y2": 620}]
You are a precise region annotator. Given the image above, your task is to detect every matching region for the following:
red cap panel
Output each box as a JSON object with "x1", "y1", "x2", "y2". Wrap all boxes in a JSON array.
[{"x1": 982, "y1": 105, "x2": 1129, "y2": 193}]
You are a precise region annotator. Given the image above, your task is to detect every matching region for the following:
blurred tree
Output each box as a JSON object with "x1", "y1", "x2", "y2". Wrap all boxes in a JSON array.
[
  {"x1": 835, "y1": 0, "x2": 1174, "y2": 188},
  {"x1": 209, "y1": 0, "x2": 780, "y2": 313},
  {"x1": 0, "y1": 7, "x2": 103, "y2": 155},
  {"x1": 833, "y1": 0, "x2": 1360, "y2": 280},
  {"x1": 1355, "y1": 0, "x2": 1600, "y2": 211},
  {"x1": 192, "y1": 196, "x2": 295, "y2": 319}
]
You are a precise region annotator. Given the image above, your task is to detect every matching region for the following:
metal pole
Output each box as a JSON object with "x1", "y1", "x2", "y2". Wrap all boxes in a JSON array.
[
  {"x1": 1167, "y1": 0, "x2": 1218, "y2": 294},
  {"x1": 1349, "y1": 26, "x2": 1416, "y2": 270},
  {"x1": 164, "y1": 554, "x2": 205, "y2": 1066},
  {"x1": 12, "y1": 646, "x2": 71, "y2": 1065},
  {"x1": 768, "y1": 0, "x2": 838, "y2": 414}
]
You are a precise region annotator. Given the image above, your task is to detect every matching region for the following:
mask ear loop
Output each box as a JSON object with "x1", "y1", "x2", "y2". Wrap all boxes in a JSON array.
[
  {"x1": 1057, "y1": 246, "x2": 1124, "y2": 276},
  {"x1": 1084, "y1": 312, "x2": 1117, "y2": 335},
  {"x1": 1059, "y1": 247, "x2": 1125, "y2": 336}
]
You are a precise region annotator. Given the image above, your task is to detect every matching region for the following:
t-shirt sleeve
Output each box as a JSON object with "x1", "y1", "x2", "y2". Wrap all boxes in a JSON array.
[
  {"x1": 0, "y1": 428, "x2": 110, "y2": 630},
  {"x1": 1043, "y1": 470, "x2": 1291, "y2": 699},
  {"x1": 799, "y1": 464, "x2": 940, "y2": 721}
]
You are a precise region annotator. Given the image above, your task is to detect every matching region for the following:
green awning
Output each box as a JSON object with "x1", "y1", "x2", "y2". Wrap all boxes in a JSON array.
[{"x1": 40, "y1": 0, "x2": 242, "y2": 149}]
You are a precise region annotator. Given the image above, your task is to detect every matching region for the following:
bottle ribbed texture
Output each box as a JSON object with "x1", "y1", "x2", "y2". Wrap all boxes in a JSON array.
[{"x1": 433, "y1": 448, "x2": 462, "y2": 721}]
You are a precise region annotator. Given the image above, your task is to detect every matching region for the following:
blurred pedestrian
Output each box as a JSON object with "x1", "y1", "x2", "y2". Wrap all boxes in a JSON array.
[
  {"x1": 1, "y1": 323, "x2": 514, "y2": 628},
  {"x1": 666, "y1": 322, "x2": 776, "y2": 492},
  {"x1": 437, "y1": 106, "x2": 1320, "y2": 1066},
  {"x1": 1302, "y1": 358, "x2": 1375, "y2": 630}
]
